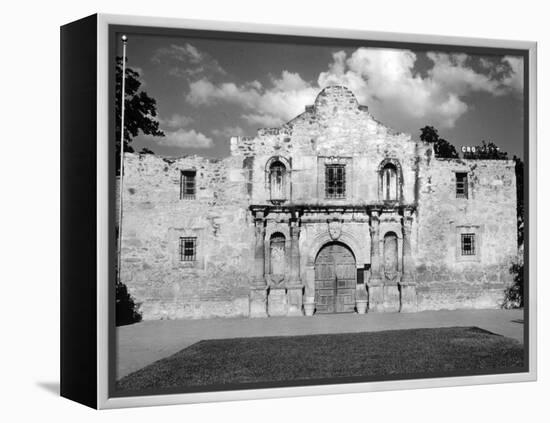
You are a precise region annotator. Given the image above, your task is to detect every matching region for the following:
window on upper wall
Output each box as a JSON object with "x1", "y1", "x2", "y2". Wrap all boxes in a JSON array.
[
  {"x1": 381, "y1": 163, "x2": 398, "y2": 201},
  {"x1": 461, "y1": 233, "x2": 476, "y2": 256},
  {"x1": 180, "y1": 170, "x2": 196, "y2": 199},
  {"x1": 325, "y1": 164, "x2": 346, "y2": 199},
  {"x1": 269, "y1": 160, "x2": 287, "y2": 202},
  {"x1": 179, "y1": 237, "x2": 197, "y2": 261},
  {"x1": 456, "y1": 172, "x2": 468, "y2": 199}
]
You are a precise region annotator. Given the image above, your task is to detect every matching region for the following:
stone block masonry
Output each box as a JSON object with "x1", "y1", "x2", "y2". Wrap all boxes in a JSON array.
[
  {"x1": 120, "y1": 154, "x2": 254, "y2": 319},
  {"x1": 414, "y1": 158, "x2": 517, "y2": 310},
  {"x1": 120, "y1": 86, "x2": 518, "y2": 320}
]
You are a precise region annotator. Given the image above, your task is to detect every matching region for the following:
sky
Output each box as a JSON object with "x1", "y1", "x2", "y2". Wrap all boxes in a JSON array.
[{"x1": 117, "y1": 33, "x2": 525, "y2": 159}]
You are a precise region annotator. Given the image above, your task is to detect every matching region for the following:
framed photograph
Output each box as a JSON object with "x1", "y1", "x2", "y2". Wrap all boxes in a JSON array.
[{"x1": 60, "y1": 13, "x2": 537, "y2": 409}]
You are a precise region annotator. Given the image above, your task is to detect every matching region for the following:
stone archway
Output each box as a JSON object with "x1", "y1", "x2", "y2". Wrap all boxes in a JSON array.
[{"x1": 314, "y1": 241, "x2": 356, "y2": 313}]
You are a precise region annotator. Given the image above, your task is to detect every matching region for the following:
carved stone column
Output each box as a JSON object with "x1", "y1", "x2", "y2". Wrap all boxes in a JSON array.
[
  {"x1": 286, "y1": 219, "x2": 303, "y2": 316},
  {"x1": 400, "y1": 207, "x2": 417, "y2": 312},
  {"x1": 250, "y1": 212, "x2": 268, "y2": 317},
  {"x1": 370, "y1": 211, "x2": 382, "y2": 281},
  {"x1": 368, "y1": 210, "x2": 384, "y2": 312},
  {"x1": 382, "y1": 214, "x2": 401, "y2": 313},
  {"x1": 303, "y1": 265, "x2": 316, "y2": 316}
]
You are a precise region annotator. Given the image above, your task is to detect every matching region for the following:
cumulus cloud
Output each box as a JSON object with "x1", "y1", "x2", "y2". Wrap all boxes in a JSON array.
[
  {"x1": 160, "y1": 113, "x2": 194, "y2": 129},
  {"x1": 185, "y1": 48, "x2": 523, "y2": 131},
  {"x1": 211, "y1": 126, "x2": 247, "y2": 138},
  {"x1": 500, "y1": 56, "x2": 524, "y2": 95},
  {"x1": 152, "y1": 43, "x2": 226, "y2": 79},
  {"x1": 157, "y1": 128, "x2": 214, "y2": 149},
  {"x1": 187, "y1": 70, "x2": 318, "y2": 127},
  {"x1": 187, "y1": 79, "x2": 258, "y2": 106},
  {"x1": 241, "y1": 113, "x2": 285, "y2": 127},
  {"x1": 318, "y1": 49, "x2": 522, "y2": 128},
  {"x1": 150, "y1": 112, "x2": 212, "y2": 150}
]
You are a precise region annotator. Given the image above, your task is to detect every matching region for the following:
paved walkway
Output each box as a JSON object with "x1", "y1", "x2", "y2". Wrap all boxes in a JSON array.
[{"x1": 116, "y1": 309, "x2": 524, "y2": 379}]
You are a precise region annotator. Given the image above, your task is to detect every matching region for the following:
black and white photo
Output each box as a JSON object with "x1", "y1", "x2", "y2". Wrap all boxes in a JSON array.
[
  {"x1": 59, "y1": 13, "x2": 537, "y2": 409},
  {"x1": 112, "y1": 24, "x2": 529, "y2": 396}
]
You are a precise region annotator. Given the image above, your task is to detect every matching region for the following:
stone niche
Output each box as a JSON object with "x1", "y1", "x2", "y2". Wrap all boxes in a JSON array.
[
  {"x1": 265, "y1": 219, "x2": 291, "y2": 316},
  {"x1": 377, "y1": 211, "x2": 403, "y2": 312}
]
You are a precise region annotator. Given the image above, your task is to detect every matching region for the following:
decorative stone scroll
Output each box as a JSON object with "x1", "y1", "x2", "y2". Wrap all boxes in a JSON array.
[{"x1": 327, "y1": 218, "x2": 343, "y2": 241}]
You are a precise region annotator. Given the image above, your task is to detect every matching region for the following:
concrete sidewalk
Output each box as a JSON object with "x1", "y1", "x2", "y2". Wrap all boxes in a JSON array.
[{"x1": 116, "y1": 309, "x2": 525, "y2": 379}]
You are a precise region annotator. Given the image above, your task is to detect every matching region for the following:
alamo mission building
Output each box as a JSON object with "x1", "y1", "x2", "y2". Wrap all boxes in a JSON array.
[{"x1": 119, "y1": 85, "x2": 518, "y2": 320}]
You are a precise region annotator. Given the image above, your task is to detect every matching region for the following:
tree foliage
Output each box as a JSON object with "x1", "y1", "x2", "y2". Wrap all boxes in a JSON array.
[
  {"x1": 462, "y1": 140, "x2": 508, "y2": 160},
  {"x1": 116, "y1": 282, "x2": 143, "y2": 326},
  {"x1": 115, "y1": 57, "x2": 162, "y2": 324},
  {"x1": 514, "y1": 156, "x2": 524, "y2": 246},
  {"x1": 503, "y1": 155, "x2": 525, "y2": 309},
  {"x1": 419, "y1": 126, "x2": 459, "y2": 159},
  {"x1": 503, "y1": 262, "x2": 524, "y2": 309},
  {"x1": 139, "y1": 147, "x2": 156, "y2": 155},
  {"x1": 115, "y1": 56, "x2": 164, "y2": 171}
]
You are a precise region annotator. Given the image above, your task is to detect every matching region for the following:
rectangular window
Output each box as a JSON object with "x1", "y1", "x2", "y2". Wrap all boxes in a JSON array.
[
  {"x1": 179, "y1": 237, "x2": 197, "y2": 261},
  {"x1": 325, "y1": 164, "x2": 346, "y2": 199},
  {"x1": 456, "y1": 172, "x2": 468, "y2": 198},
  {"x1": 461, "y1": 233, "x2": 476, "y2": 256},
  {"x1": 180, "y1": 170, "x2": 196, "y2": 199}
]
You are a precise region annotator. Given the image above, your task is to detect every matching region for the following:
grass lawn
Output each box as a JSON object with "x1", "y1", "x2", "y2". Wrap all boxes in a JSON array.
[{"x1": 116, "y1": 326, "x2": 524, "y2": 393}]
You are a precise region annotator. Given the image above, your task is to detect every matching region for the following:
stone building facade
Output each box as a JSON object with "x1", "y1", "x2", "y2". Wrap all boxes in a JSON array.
[{"x1": 120, "y1": 86, "x2": 518, "y2": 320}]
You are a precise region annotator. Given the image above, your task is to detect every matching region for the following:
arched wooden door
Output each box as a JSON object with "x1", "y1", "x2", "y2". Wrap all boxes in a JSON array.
[{"x1": 314, "y1": 242, "x2": 356, "y2": 313}]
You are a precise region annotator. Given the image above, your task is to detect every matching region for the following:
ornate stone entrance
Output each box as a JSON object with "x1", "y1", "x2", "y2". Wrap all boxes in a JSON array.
[
  {"x1": 314, "y1": 242, "x2": 356, "y2": 313},
  {"x1": 248, "y1": 204, "x2": 417, "y2": 316}
]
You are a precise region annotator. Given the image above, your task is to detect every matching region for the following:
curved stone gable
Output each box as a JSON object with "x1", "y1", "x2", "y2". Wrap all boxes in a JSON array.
[{"x1": 231, "y1": 85, "x2": 415, "y2": 159}]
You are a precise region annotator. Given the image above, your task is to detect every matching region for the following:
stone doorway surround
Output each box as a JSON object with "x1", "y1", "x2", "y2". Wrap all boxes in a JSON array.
[
  {"x1": 314, "y1": 241, "x2": 357, "y2": 314},
  {"x1": 249, "y1": 204, "x2": 418, "y2": 317}
]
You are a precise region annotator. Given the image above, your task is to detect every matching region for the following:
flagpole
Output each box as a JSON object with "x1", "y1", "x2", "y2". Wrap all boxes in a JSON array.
[{"x1": 117, "y1": 34, "x2": 128, "y2": 285}]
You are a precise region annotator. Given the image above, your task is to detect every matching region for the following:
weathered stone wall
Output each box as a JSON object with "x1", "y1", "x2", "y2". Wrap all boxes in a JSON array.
[
  {"x1": 119, "y1": 153, "x2": 254, "y2": 319},
  {"x1": 414, "y1": 157, "x2": 517, "y2": 310},
  {"x1": 120, "y1": 85, "x2": 518, "y2": 319},
  {"x1": 231, "y1": 86, "x2": 418, "y2": 206}
]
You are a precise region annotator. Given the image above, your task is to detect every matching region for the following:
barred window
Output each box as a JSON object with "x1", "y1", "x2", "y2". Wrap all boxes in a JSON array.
[
  {"x1": 325, "y1": 164, "x2": 346, "y2": 199},
  {"x1": 180, "y1": 170, "x2": 196, "y2": 199},
  {"x1": 456, "y1": 172, "x2": 468, "y2": 198},
  {"x1": 461, "y1": 233, "x2": 476, "y2": 256},
  {"x1": 179, "y1": 237, "x2": 197, "y2": 261}
]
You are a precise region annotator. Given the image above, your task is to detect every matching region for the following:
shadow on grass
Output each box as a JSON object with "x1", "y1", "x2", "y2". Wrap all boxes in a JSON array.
[{"x1": 116, "y1": 326, "x2": 524, "y2": 395}]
